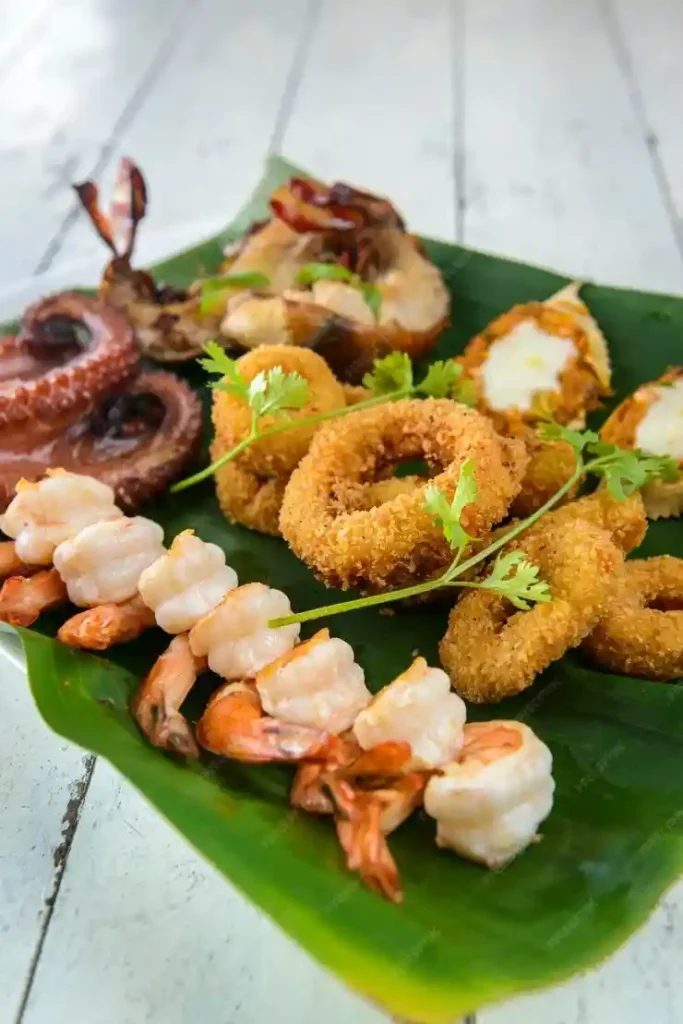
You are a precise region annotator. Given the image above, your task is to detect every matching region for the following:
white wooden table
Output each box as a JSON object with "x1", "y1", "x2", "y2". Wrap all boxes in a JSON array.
[{"x1": 1, "y1": 2, "x2": 682, "y2": 1021}]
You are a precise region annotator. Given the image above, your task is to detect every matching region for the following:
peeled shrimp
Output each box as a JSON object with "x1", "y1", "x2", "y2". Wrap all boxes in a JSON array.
[
  {"x1": 188, "y1": 582, "x2": 300, "y2": 679},
  {"x1": 0, "y1": 470, "x2": 122, "y2": 570},
  {"x1": 53, "y1": 516, "x2": 165, "y2": 608},
  {"x1": 131, "y1": 633, "x2": 205, "y2": 757},
  {"x1": 138, "y1": 529, "x2": 238, "y2": 634},
  {"x1": 197, "y1": 681, "x2": 331, "y2": 764},
  {"x1": 424, "y1": 721, "x2": 555, "y2": 869},
  {"x1": 352, "y1": 657, "x2": 466, "y2": 771},
  {"x1": 255, "y1": 628, "x2": 371, "y2": 734}
]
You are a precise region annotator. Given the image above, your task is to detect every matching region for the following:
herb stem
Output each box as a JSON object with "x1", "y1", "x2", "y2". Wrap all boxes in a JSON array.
[{"x1": 171, "y1": 387, "x2": 409, "y2": 494}]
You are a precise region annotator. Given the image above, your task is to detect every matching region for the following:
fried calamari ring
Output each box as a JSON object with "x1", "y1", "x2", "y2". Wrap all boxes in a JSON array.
[
  {"x1": 212, "y1": 435, "x2": 285, "y2": 537},
  {"x1": 440, "y1": 515, "x2": 624, "y2": 703},
  {"x1": 509, "y1": 433, "x2": 578, "y2": 518},
  {"x1": 581, "y1": 556, "x2": 683, "y2": 680},
  {"x1": 534, "y1": 489, "x2": 647, "y2": 555},
  {"x1": 212, "y1": 345, "x2": 347, "y2": 478},
  {"x1": 279, "y1": 399, "x2": 528, "y2": 591}
]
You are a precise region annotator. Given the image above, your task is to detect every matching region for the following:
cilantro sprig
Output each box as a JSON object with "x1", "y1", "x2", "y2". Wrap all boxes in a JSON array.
[
  {"x1": 269, "y1": 424, "x2": 678, "y2": 627},
  {"x1": 172, "y1": 347, "x2": 474, "y2": 493}
]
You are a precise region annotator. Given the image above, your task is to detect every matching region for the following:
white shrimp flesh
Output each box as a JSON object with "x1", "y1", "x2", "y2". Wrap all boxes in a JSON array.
[
  {"x1": 188, "y1": 582, "x2": 300, "y2": 678},
  {"x1": 53, "y1": 516, "x2": 165, "y2": 607},
  {"x1": 353, "y1": 657, "x2": 466, "y2": 770},
  {"x1": 256, "y1": 628, "x2": 371, "y2": 734},
  {"x1": 0, "y1": 470, "x2": 122, "y2": 566},
  {"x1": 138, "y1": 529, "x2": 238, "y2": 634},
  {"x1": 423, "y1": 720, "x2": 555, "y2": 869}
]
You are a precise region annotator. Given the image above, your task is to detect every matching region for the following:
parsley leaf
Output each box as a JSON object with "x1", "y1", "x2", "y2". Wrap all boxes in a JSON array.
[
  {"x1": 363, "y1": 352, "x2": 414, "y2": 396},
  {"x1": 198, "y1": 341, "x2": 250, "y2": 402},
  {"x1": 248, "y1": 367, "x2": 310, "y2": 421},
  {"x1": 480, "y1": 550, "x2": 552, "y2": 611},
  {"x1": 424, "y1": 460, "x2": 478, "y2": 563},
  {"x1": 537, "y1": 421, "x2": 599, "y2": 455}
]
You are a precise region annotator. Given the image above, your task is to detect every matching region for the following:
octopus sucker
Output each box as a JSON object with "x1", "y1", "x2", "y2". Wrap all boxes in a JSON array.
[
  {"x1": 0, "y1": 370, "x2": 203, "y2": 512},
  {"x1": 600, "y1": 367, "x2": 683, "y2": 519},
  {"x1": 457, "y1": 282, "x2": 611, "y2": 433},
  {"x1": 0, "y1": 293, "x2": 138, "y2": 428}
]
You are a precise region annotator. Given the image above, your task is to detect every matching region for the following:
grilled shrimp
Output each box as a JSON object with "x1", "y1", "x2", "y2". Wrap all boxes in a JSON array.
[
  {"x1": 53, "y1": 516, "x2": 165, "y2": 607},
  {"x1": 138, "y1": 529, "x2": 239, "y2": 634},
  {"x1": 0, "y1": 569, "x2": 67, "y2": 627},
  {"x1": 255, "y1": 628, "x2": 371, "y2": 734},
  {"x1": 0, "y1": 469, "x2": 122, "y2": 571},
  {"x1": 196, "y1": 681, "x2": 331, "y2": 764},
  {"x1": 58, "y1": 595, "x2": 156, "y2": 649},
  {"x1": 424, "y1": 720, "x2": 555, "y2": 869},
  {"x1": 188, "y1": 582, "x2": 300, "y2": 679},
  {"x1": 352, "y1": 657, "x2": 466, "y2": 771}
]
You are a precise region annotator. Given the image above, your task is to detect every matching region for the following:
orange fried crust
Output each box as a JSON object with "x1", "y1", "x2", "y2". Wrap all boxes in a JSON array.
[{"x1": 279, "y1": 398, "x2": 528, "y2": 591}]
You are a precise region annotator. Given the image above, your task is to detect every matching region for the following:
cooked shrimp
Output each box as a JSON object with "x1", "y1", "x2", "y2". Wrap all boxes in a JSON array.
[
  {"x1": 328, "y1": 772, "x2": 426, "y2": 903},
  {"x1": 0, "y1": 569, "x2": 67, "y2": 627},
  {"x1": 58, "y1": 595, "x2": 156, "y2": 650},
  {"x1": 600, "y1": 367, "x2": 683, "y2": 519},
  {"x1": 0, "y1": 542, "x2": 39, "y2": 580},
  {"x1": 53, "y1": 516, "x2": 165, "y2": 607},
  {"x1": 188, "y1": 582, "x2": 300, "y2": 679},
  {"x1": 196, "y1": 681, "x2": 331, "y2": 764},
  {"x1": 255, "y1": 628, "x2": 371, "y2": 733},
  {"x1": 131, "y1": 634, "x2": 205, "y2": 757},
  {"x1": 290, "y1": 736, "x2": 412, "y2": 815},
  {"x1": 0, "y1": 469, "x2": 122, "y2": 568},
  {"x1": 424, "y1": 721, "x2": 555, "y2": 869},
  {"x1": 352, "y1": 657, "x2": 466, "y2": 771},
  {"x1": 458, "y1": 282, "x2": 611, "y2": 433},
  {"x1": 138, "y1": 529, "x2": 238, "y2": 634}
]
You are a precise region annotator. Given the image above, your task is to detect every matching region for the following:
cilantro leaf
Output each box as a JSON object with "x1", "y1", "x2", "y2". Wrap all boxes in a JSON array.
[
  {"x1": 537, "y1": 421, "x2": 599, "y2": 454},
  {"x1": 249, "y1": 367, "x2": 310, "y2": 421},
  {"x1": 198, "y1": 341, "x2": 250, "y2": 402},
  {"x1": 585, "y1": 442, "x2": 680, "y2": 499},
  {"x1": 361, "y1": 282, "x2": 382, "y2": 321},
  {"x1": 418, "y1": 361, "x2": 463, "y2": 399},
  {"x1": 363, "y1": 352, "x2": 414, "y2": 396},
  {"x1": 480, "y1": 550, "x2": 552, "y2": 611},
  {"x1": 199, "y1": 272, "x2": 270, "y2": 314},
  {"x1": 424, "y1": 460, "x2": 478, "y2": 563}
]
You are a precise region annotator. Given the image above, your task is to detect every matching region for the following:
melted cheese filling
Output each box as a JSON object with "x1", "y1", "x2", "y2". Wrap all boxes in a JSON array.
[
  {"x1": 635, "y1": 381, "x2": 683, "y2": 462},
  {"x1": 481, "y1": 321, "x2": 575, "y2": 412}
]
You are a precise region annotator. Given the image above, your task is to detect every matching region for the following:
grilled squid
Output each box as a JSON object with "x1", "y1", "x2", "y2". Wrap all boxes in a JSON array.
[
  {"x1": 424, "y1": 720, "x2": 555, "y2": 869},
  {"x1": 457, "y1": 282, "x2": 611, "y2": 433},
  {"x1": 600, "y1": 367, "x2": 683, "y2": 518}
]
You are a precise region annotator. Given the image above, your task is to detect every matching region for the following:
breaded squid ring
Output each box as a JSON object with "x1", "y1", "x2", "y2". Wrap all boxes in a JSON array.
[
  {"x1": 212, "y1": 435, "x2": 285, "y2": 537},
  {"x1": 581, "y1": 556, "x2": 683, "y2": 680},
  {"x1": 509, "y1": 433, "x2": 578, "y2": 518},
  {"x1": 440, "y1": 515, "x2": 624, "y2": 703},
  {"x1": 279, "y1": 399, "x2": 528, "y2": 591},
  {"x1": 212, "y1": 345, "x2": 347, "y2": 478}
]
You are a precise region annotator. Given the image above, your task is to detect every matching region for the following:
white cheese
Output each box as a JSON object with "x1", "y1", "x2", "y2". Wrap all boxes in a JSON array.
[{"x1": 482, "y1": 320, "x2": 575, "y2": 412}]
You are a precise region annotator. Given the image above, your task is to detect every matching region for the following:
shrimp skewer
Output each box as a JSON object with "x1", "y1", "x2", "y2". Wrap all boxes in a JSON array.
[
  {"x1": 0, "y1": 569, "x2": 68, "y2": 627},
  {"x1": 58, "y1": 596, "x2": 157, "y2": 650}
]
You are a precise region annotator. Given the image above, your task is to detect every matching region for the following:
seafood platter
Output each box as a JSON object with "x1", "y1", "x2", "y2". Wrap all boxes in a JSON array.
[{"x1": 2, "y1": 154, "x2": 682, "y2": 1021}]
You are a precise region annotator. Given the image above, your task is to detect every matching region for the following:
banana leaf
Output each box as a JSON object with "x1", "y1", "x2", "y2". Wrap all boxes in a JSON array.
[{"x1": 3, "y1": 155, "x2": 683, "y2": 1023}]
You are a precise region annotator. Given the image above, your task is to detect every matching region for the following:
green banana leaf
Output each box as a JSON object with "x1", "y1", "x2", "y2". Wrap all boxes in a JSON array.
[{"x1": 3, "y1": 155, "x2": 683, "y2": 1023}]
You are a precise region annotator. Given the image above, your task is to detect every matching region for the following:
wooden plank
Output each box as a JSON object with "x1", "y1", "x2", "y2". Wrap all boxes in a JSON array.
[
  {"x1": 20, "y1": 761, "x2": 389, "y2": 1024},
  {"x1": 53, "y1": 0, "x2": 316, "y2": 273},
  {"x1": 0, "y1": 0, "x2": 191, "y2": 287},
  {"x1": 280, "y1": 0, "x2": 458, "y2": 239},
  {"x1": 462, "y1": 0, "x2": 683, "y2": 292},
  {"x1": 0, "y1": 653, "x2": 91, "y2": 1023},
  {"x1": 605, "y1": 0, "x2": 683, "y2": 255}
]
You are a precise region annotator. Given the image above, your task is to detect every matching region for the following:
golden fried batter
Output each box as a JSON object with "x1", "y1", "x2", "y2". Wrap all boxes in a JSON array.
[
  {"x1": 440, "y1": 516, "x2": 623, "y2": 703},
  {"x1": 510, "y1": 433, "x2": 578, "y2": 518},
  {"x1": 279, "y1": 398, "x2": 528, "y2": 591},
  {"x1": 212, "y1": 435, "x2": 285, "y2": 537},
  {"x1": 582, "y1": 556, "x2": 683, "y2": 680}
]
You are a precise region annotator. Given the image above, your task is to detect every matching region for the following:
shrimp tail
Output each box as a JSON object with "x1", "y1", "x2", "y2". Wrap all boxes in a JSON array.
[
  {"x1": 331, "y1": 780, "x2": 403, "y2": 904},
  {"x1": 0, "y1": 541, "x2": 39, "y2": 581},
  {"x1": 131, "y1": 635, "x2": 205, "y2": 758},
  {"x1": 58, "y1": 595, "x2": 156, "y2": 650},
  {"x1": 0, "y1": 569, "x2": 67, "y2": 626}
]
